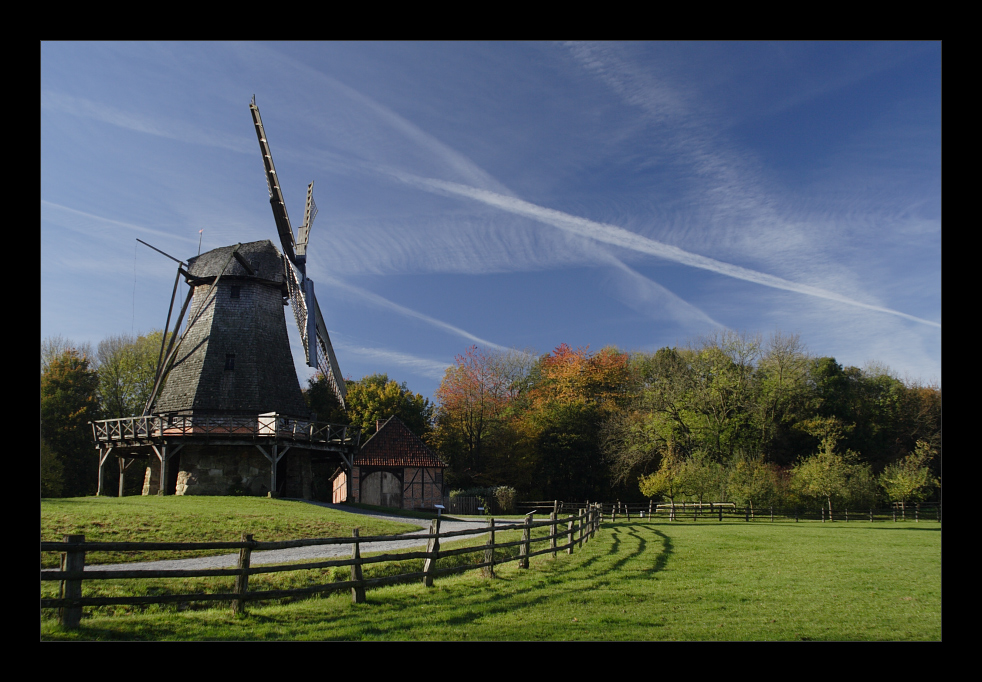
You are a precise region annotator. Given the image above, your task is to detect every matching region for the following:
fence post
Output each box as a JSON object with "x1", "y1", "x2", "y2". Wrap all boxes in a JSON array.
[
  {"x1": 718, "y1": 504, "x2": 722, "y2": 522},
  {"x1": 870, "y1": 508, "x2": 873, "y2": 522},
  {"x1": 233, "y1": 532, "x2": 254, "y2": 615},
  {"x1": 845, "y1": 508, "x2": 849, "y2": 522},
  {"x1": 520, "y1": 513, "x2": 532, "y2": 568},
  {"x1": 423, "y1": 517, "x2": 441, "y2": 587},
  {"x1": 351, "y1": 529, "x2": 366, "y2": 603},
  {"x1": 745, "y1": 506, "x2": 750, "y2": 522},
  {"x1": 578, "y1": 509, "x2": 585, "y2": 548},
  {"x1": 915, "y1": 505, "x2": 919, "y2": 522},
  {"x1": 482, "y1": 518, "x2": 496, "y2": 578},
  {"x1": 770, "y1": 506, "x2": 774, "y2": 522},
  {"x1": 59, "y1": 534, "x2": 85, "y2": 630},
  {"x1": 566, "y1": 514, "x2": 575, "y2": 555},
  {"x1": 550, "y1": 511, "x2": 558, "y2": 558}
]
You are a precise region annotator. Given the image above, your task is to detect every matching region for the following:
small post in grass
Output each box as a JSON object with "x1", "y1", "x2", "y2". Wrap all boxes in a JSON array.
[
  {"x1": 567, "y1": 514, "x2": 575, "y2": 555},
  {"x1": 423, "y1": 516, "x2": 441, "y2": 587},
  {"x1": 351, "y1": 528, "x2": 365, "y2": 603},
  {"x1": 233, "y1": 532, "x2": 253, "y2": 615},
  {"x1": 59, "y1": 534, "x2": 85, "y2": 630}
]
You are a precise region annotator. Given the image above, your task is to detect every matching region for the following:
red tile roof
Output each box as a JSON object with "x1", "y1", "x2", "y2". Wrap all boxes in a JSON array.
[{"x1": 354, "y1": 416, "x2": 447, "y2": 468}]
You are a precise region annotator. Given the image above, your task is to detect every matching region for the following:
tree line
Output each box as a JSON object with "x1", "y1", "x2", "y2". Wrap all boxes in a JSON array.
[
  {"x1": 42, "y1": 329, "x2": 941, "y2": 511},
  {"x1": 418, "y1": 332, "x2": 940, "y2": 510}
]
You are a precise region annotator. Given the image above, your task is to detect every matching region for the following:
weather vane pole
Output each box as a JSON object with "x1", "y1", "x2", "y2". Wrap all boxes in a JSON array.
[{"x1": 198, "y1": 229, "x2": 203, "y2": 256}]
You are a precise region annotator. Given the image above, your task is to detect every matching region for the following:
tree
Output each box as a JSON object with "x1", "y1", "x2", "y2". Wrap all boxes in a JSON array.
[
  {"x1": 880, "y1": 440, "x2": 936, "y2": 515},
  {"x1": 97, "y1": 331, "x2": 166, "y2": 418},
  {"x1": 792, "y1": 417, "x2": 868, "y2": 519},
  {"x1": 304, "y1": 373, "x2": 351, "y2": 425},
  {"x1": 42, "y1": 335, "x2": 95, "y2": 375},
  {"x1": 752, "y1": 332, "x2": 812, "y2": 465},
  {"x1": 638, "y1": 443, "x2": 687, "y2": 518},
  {"x1": 347, "y1": 374, "x2": 434, "y2": 440},
  {"x1": 40, "y1": 436, "x2": 64, "y2": 498},
  {"x1": 40, "y1": 349, "x2": 100, "y2": 497},
  {"x1": 512, "y1": 344, "x2": 630, "y2": 500},
  {"x1": 728, "y1": 452, "x2": 780, "y2": 519},
  {"x1": 433, "y1": 347, "x2": 521, "y2": 488}
]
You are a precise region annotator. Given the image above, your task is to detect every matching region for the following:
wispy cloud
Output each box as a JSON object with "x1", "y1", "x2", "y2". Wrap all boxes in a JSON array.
[{"x1": 392, "y1": 175, "x2": 940, "y2": 328}]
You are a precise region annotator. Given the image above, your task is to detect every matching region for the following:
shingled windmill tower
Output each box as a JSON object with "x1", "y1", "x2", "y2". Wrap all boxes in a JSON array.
[{"x1": 91, "y1": 98, "x2": 356, "y2": 500}]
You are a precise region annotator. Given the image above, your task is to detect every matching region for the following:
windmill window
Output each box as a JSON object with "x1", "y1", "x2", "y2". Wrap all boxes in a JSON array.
[
  {"x1": 225, "y1": 354, "x2": 235, "y2": 371},
  {"x1": 230, "y1": 286, "x2": 241, "y2": 299}
]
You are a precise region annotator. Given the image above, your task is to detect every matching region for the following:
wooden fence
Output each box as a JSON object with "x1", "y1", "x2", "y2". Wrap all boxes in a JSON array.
[
  {"x1": 600, "y1": 500, "x2": 942, "y2": 523},
  {"x1": 42, "y1": 505, "x2": 603, "y2": 630}
]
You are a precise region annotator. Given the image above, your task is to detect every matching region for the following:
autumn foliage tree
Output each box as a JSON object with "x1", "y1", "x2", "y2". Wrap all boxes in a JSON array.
[
  {"x1": 433, "y1": 347, "x2": 521, "y2": 488},
  {"x1": 511, "y1": 344, "x2": 629, "y2": 500}
]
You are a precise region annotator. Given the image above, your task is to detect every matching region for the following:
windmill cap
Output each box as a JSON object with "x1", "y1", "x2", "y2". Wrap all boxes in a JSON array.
[{"x1": 186, "y1": 240, "x2": 285, "y2": 283}]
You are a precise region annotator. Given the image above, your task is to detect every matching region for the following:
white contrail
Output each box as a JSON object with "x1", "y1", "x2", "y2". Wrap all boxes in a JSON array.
[
  {"x1": 334, "y1": 343, "x2": 451, "y2": 381},
  {"x1": 41, "y1": 200, "x2": 199, "y2": 244},
  {"x1": 400, "y1": 176, "x2": 940, "y2": 329},
  {"x1": 317, "y1": 274, "x2": 509, "y2": 351}
]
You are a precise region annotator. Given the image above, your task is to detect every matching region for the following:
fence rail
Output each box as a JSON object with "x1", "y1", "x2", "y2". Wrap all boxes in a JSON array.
[{"x1": 42, "y1": 505, "x2": 603, "y2": 629}]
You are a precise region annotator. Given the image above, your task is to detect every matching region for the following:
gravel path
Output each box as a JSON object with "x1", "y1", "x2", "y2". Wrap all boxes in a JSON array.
[{"x1": 58, "y1": 501, "x2": 518, "y2": 572}]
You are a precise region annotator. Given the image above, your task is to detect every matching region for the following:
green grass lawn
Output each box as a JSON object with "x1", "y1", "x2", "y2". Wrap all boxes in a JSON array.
[
  {"x1": 41, "y1": 516, "x2": 940, "y2": 641},
  {"x1": 41, "y1": 496, "x2": 424, "y2": 568}
]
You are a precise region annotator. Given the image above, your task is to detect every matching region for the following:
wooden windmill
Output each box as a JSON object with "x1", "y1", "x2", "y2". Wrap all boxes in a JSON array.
[{"x1": 91, "y1": 98, "x2": 358, "y2": 500}]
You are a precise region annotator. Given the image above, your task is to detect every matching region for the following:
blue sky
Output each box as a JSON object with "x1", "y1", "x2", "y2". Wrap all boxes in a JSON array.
[{"x1": 41, "y1": 42, "x2": 941, "y2": 400}]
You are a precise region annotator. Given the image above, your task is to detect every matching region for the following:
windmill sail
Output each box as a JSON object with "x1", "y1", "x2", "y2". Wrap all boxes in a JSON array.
[
  {"x1": 310, "y1": 286, "x2": 346, "y2": 407},
  {"x1": 253, "y1": 97, "x2": 346, "y2": 410},
  {"x1": 296, "y1": 181, "x2": 316, "y2": 261},
  {"x1": 284, "y1": 256, "x2": 346, "y2": 409},
  {"x1": 250, "y1": 98, "x2": 297, "y2": 267}
]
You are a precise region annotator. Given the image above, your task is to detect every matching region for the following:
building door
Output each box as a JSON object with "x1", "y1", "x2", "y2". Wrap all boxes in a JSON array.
[{"x1": 361, "y1": 470, "x2": 402, "y2": 508}]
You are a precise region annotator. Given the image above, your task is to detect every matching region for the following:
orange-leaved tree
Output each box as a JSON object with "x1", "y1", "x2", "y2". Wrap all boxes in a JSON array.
[{"x1": 433, "y1": 346, "x2": 522, "y2": 488}]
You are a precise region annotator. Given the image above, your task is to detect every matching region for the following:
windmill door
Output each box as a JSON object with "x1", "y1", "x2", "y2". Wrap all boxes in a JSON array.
[{"x1": 360, "y1": 470, "x2": 402, "y2": 509}]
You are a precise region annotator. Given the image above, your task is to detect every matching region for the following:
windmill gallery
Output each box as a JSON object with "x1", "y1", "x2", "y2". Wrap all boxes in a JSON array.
[{"x1": 89, "y1": 99, "x2": 446, "y2": 507}]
